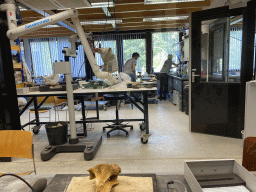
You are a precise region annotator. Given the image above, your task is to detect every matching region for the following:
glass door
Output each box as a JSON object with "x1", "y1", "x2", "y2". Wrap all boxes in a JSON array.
[{"x1": 189, "y1": 2, "x2": 255, "y2": 138}]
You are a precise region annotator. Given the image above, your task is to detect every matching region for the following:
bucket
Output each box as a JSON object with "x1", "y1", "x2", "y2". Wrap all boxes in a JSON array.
[{"x1": 45, "y1": 122, "x2": 68, "y2": 146}]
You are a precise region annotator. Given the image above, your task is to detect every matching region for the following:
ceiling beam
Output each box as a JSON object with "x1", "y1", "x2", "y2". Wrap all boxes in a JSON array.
[
  {"x1": 119, "y1": 19, "x2": 189, "y2": 26},
  {"x1": 114, "y1": 0, "x2": 144, "y2": 5},
  {"x1": 110, "y1": 1, "x2": 210, "y2": 13},
  {"x1": 111, "y1": 8, "x2": 201, "y2": 18},
  {"x1": 73, "y1": 7, "x2": 201, "y2": 20}
]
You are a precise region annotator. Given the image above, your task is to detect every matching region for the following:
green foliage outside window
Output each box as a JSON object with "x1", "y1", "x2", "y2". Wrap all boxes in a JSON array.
[
  {"x1": 152, "y1": 32, "x2": 179, "y2": 72},
  {"x1": 123, "y1": 39, "x2": 146, "y2": 75}
]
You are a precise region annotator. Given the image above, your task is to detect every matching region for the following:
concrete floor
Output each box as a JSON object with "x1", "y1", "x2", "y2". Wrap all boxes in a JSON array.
[{"x1": 0, "y1": 100, "x2": 243, "y2": 176}]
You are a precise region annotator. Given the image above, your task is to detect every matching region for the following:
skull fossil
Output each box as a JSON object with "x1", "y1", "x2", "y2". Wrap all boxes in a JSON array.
[{"x1": 88, "y1": 164, "x2": 121, "y2": 192}]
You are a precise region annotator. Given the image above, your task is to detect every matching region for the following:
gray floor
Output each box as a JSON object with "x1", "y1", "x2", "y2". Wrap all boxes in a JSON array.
[{"x1": 0, "y1": 100, "x2": 243, "y2": 176}]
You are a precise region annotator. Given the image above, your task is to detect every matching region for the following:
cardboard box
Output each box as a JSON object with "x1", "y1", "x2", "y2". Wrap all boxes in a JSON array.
[
  {"x1": 16, "y1": 87, "x2": 30, "y2": 95},
  {"x1": 184, "y1": 159, "x2": 256, "y2": 192}
]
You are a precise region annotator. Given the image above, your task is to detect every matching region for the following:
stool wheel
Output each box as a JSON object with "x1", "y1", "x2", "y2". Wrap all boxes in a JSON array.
[
  {"x1": 126, "y1": 133, "x2": 129, "y2": 137},
  {"x1": 32, "y1": 126, "x2": 40, "y2": 134},
  {"x1": 107, "y1": 133, "x2": 110, "y2": 138},
  {"x1": 130, "y1": 126, "x2": 133, "y2": 130},
  {"x1": 103, "y1": 128, "x2": 106, "y2": 132}
]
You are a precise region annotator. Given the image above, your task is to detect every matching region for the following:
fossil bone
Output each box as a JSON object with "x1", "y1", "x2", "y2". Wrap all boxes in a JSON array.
[{"x1": 88, "y1": 164, "x2": 121, "y2": 192}]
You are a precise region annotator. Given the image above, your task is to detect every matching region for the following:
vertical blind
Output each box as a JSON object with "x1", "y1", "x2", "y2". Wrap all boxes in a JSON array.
[
  {"x1": 229, "y1": 27, "x2": 243, "y2": 70},
  {"x1": 28, "y1": 37, "x2": 85, "y2": 77}
]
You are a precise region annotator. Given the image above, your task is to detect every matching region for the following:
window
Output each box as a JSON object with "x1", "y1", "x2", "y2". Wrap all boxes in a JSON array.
[
  {"x1": 28, "y1": 37, "x2": 85, "y2": 78},
  {"x1": 152, "y1": 31, "x2": 179, "y2": 72},
  {"x1": 123, "y1": 39, "x2": 146, "y2": 75}
]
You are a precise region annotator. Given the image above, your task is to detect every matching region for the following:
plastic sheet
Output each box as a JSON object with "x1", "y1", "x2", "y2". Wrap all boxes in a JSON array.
[
  {"x1": 17, "y1": 97, "x2": 27, "y2": 106},
  {"x1": 96, "y1": 48, "x2": 118, "y2": 73}
]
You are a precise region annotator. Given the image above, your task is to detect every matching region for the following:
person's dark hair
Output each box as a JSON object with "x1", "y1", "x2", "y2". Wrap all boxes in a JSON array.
[{"x1": 132, "y1": 52, "x2": 140, "y2": 58}]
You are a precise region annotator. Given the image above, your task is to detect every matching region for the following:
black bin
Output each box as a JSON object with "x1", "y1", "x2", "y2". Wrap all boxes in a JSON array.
[{"x1": 45, "y1": 122, "x2": 68, "y2": 146}]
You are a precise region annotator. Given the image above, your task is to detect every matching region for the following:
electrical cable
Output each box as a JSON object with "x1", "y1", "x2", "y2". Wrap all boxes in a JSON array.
[
  {"x1": 113, "y1": 0, "x2": 117, "y2": 32},
  {"x1": 94, "y1": 0, "x2": 110, "y2": 49},
  {"x1": 112, "y1": 0, "x2": 124, "y2": 82},
  {"x1": 0, "y1": 173, "x2": 35, "y2": 192}
]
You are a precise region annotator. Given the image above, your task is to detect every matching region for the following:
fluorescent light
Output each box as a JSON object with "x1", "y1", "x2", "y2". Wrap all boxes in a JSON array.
[
  {"x1": 19, "y1": 6, "x2": 28, "y2": 11},
  {"x1": 143, "y1": 16, "x2": 189, "y2": 21},
  {"x1": 81, "y1": 20, "x2": 122, "y2": 25},
  {"x1": 42, "y1": 25, "x2": 60, "y2": 28},
  {"x1": 144, "y1": 0, "x2": 204, "y2": 4},
  {"x1": 91, "y1": 2, "x2": 114, "y2": 7}
]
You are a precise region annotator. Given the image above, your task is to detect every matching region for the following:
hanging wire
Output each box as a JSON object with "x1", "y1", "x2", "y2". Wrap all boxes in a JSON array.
[{"x1": 94, "y1": 0, "x2": 110, "y2": 49}]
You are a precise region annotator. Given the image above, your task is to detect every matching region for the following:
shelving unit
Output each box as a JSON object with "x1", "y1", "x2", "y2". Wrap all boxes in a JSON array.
[{"x1": 11, "y1": 40, "x2": 24, "y2": 88}]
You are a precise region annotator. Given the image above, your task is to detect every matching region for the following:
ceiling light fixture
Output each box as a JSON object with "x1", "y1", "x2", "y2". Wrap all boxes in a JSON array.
[
  {"x1": 81, "y1": 19, "x2": 122, "y2": 25},
  {"x1": 18, "y1": 6, "x2": 28, "y2": 11},
  {"x1": 90, "y1": 2, "x2": 114, "y2": 8},
  {"x1": 143, "y1": 16, "x2": 189, "y2": 21},
  {"x1": 42, "y1": 24, "x2": 61, "y2": 28}
]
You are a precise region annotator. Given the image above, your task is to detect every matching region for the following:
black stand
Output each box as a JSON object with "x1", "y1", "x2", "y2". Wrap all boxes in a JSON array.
[
  {"x1": 41, "y1": 135, "x2": 102, "y2": 161},
  {"x1": 40, "y1": 51, "x2": 102, "y2": 161},
  {"x1": 103, "y1": 100, "x2": 133, "y2": 137}
]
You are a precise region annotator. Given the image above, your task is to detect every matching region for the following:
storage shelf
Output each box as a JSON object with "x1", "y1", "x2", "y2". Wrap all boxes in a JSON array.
[
  {"x1": 16, "y1": 82, "x2": 24, "y2": 88},
  {"x1": 11, "y1": 45, "x2": 20, "y2": 53},
  {"x1": 13, "y1": 62, "x2": 22, "y2": 70}
]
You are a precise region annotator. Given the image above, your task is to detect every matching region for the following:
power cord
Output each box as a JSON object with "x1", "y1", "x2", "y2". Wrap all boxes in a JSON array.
[
  {"x1": 167, "y1": 180, "x2": 188, "y2": 192},
  {"x1": 0, "y1": 173, "x2": 35, "y2": 192}
]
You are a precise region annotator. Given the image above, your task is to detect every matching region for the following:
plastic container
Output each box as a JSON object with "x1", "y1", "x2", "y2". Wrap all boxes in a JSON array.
[{"x1": 45, "y1": 122, "x2": 68, "y2": 146}]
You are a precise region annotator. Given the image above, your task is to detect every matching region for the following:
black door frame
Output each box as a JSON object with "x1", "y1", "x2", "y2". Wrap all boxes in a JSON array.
[{"x1": 189, "y1": 1, "x2": 255, "y2": 138}]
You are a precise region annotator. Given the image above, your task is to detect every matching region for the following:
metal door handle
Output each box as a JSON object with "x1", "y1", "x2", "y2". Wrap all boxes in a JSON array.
[{"x1": 192, "y1": 72, "x2": 200, "y2": 83}]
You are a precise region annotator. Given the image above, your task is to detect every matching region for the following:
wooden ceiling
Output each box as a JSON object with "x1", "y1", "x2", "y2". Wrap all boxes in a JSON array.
[{"x1": 19, "y1": 0, "x2": 211, "y2": 38}]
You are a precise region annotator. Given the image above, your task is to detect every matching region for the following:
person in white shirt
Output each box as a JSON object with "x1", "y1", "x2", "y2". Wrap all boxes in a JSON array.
[
  {"x1": 123, "y1": 52, "x2": 140, "y2": 82},
  {"x1": 160, "y1": 54, "x2": 178, "y2": 74}
]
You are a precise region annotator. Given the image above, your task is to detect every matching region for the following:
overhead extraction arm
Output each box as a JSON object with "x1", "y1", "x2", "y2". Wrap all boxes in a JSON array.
[{"x1": 1, "y1": 0, "x2": 118, "y2": 85}]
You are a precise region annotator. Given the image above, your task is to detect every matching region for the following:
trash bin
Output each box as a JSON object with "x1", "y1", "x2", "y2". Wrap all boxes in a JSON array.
[
  {"x1": 184, "y1": 85, "x2": 189, "y2": 115},
  {"x1": 45, "y1": 122, "x2": 68, "y2": 146}
]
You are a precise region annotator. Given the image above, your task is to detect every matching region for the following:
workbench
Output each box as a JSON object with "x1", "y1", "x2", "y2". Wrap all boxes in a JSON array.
[{"x1": 17, "y1": 87, "x2": 157, "y2": 144}]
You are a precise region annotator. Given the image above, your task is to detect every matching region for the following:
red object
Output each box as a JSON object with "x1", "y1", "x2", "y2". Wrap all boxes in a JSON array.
[
  {"x1": 201, "y1": 69, "x2": 203, "y2": 77},
  {"x1": 94, "y1": 48, "x2": 98, "y2": 52},
  {"x1": 9, "y1": 12, "x2": 12, "y2": 16}
]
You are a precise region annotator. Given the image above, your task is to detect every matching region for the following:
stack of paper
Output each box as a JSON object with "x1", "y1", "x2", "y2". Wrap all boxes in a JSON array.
[{"x1": 203, "y1": 185, "x2": 250, "y2": 192}]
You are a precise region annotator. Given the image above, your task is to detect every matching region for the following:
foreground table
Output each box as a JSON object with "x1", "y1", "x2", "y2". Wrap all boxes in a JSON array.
[{"x1": 0, "y1": 174, "x2": 192, "y2": 192}]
